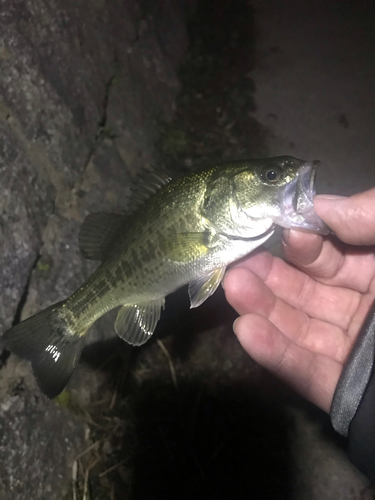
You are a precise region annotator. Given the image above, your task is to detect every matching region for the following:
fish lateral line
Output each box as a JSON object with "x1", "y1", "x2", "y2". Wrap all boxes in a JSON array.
[{"x1": 3, "y1": 156, "x2": 327, "y2": 398}]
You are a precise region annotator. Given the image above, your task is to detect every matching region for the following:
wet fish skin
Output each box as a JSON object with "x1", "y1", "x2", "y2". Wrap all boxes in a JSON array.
[{"x1": 2, "y1": 156, "x2": 327, "y2": 397}]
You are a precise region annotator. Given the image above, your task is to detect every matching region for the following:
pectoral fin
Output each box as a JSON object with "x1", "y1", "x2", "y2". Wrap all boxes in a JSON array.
[
  {"x1": 164, "y1": 232, "x2": 209, "y2": 263},
  {"x1": 188, "y1": 267, "x2": 226, "y2": 308},
  {"x1": 114, "y1": 298, "x2": 165, "y2": 346}
]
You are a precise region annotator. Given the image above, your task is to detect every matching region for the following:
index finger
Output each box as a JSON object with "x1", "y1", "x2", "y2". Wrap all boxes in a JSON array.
[
  {"x1": 283, "y1": 230, "x2": 375, "y2": 294},
  {"x1": 231, "y1": 249, "x2": 362, "y2": 331}
]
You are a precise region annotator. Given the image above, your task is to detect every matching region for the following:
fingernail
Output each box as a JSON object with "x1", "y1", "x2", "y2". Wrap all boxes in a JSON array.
[
  {"x1": 313, "y1": 195, "x2": 348, "y2": 218},
  {"x1": 314, "y1": 194, "x2": 347, "y2": 201},
  {"x1": 282, "y1": 228, "x2": 299, "y2": 246},
  {"x1": 233, "y1": 318, "x2": 239, "y2": 336},
  {"x1": 282, "y1": 229, "x2": 291, "y2": 244}
]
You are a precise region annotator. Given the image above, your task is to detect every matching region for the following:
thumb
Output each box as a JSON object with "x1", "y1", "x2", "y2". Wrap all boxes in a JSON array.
[{"x1": 314, "y1": 188, "x2": 375, "y2": 245}]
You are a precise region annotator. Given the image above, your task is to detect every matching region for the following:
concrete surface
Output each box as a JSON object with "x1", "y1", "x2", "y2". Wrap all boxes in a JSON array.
[
  {"x1": 252, "y1": 0, "x2": 375, "y2": 195},
  {"x1": 251, "y1": 1, "x2": 375, "y2": 497}
]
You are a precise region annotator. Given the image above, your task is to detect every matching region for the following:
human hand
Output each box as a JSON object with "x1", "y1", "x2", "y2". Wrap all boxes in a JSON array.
[{"x1": 224, "y1": 188, "x2": 375, "y2": 413}]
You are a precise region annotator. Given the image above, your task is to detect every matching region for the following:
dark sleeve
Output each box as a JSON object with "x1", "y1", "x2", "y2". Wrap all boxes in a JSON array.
[{"x1": 330, "y1": 301, "x2": 375, "y2": 481}]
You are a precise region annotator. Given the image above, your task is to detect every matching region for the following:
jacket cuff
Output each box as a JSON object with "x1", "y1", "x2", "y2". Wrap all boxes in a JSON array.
[{"x1": 330, "y1": 301, "x2": 375, "y2": 480}]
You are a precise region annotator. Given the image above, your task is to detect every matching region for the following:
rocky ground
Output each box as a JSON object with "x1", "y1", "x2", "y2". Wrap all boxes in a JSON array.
[
  {"x1": 0, "y1": 1, "x2": 374, "y2": 499},
  {"x1": 0, "y1": 0, "x2": 187, "y2": 497}
]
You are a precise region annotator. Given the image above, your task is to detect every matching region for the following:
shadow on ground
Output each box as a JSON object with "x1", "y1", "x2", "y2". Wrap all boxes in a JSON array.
[
  {"x1": 62, "y1": 0, "x2": 357, "y2": 497},
  {"x1": 82, "y1": 328, "x2": 296, "y2": 500},
  {"x1": 129, "y1": 378, "x2": 294, "y2": 500}
]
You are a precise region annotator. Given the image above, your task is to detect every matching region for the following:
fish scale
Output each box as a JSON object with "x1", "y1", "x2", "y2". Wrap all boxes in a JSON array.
[{"x1": 2, "y1": 156, "x2": 329, "y2": 398}]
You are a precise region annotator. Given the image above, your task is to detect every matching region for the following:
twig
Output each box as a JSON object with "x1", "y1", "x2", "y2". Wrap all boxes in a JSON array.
[
  {"x1": 87, "y1": 398, "x2": 110, "y2": 408},
  {"x1": 97, "y1": 353, "x2": 117, "y2": 371},
  {"x1": 77, "y1": 459, "x2": 85, "y2": 480},
  {"x1": 83, "y1": 469, "x2": 89, "y2": 500},
  {"x1": 99, "y1": 458, "x2": 126, "y2": 478},
  {"x1": 74, "y1": 440, "x2": 102, "y2": 461},
  {"x1": 157, "y1": 339, "x2": 178, "y2": 389},
  {"x1": 83, "y1": 412, "x2": 109, "y2": 431},
  {"x1": 110, "y1": 361, "x2": 127, "y2": 410},
  {"x1": 72, "y1": 460, "x2": 78, "y2": 500},
  {"x1": 83, "y1": 457, "x2": 101, "y2": 500},
  {"x1": 189, "y1": 383, "x2": 204, "y2": 433}
]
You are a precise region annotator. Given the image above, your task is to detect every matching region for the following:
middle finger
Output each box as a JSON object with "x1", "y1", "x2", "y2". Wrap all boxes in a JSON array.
[
  {"x1": 224, "y1": 267, "x2": 352, "y2": 362},
  {"x1": 283, "y1": 230, "x2": 375, "y2": 294},
  {"x1": 227, "y1": 250, "x2": 362, "y2": 331}
]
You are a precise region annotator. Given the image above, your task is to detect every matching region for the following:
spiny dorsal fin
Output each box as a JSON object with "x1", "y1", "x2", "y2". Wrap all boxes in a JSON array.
[
  {"x1": 128, "y1": 165, "x2": 172, "y2": 212},
  {"x1": 114, "y1": 297, "x2": 165, "y2": 346},
  {"x1": 79, "y1": 212, "x2": 127, "y2": 261},
  {"x1": 79, "y1": 167, "x2": 171, "y2": 261}
]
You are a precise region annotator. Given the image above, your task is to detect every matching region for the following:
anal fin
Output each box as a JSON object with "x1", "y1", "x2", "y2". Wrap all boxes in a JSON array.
[
  {"x1": 115, "y1": 298, "x2": 165, "y2": 346},
  {"x1": 188, "y1": 267, "x2": 226, "y2": 308}
]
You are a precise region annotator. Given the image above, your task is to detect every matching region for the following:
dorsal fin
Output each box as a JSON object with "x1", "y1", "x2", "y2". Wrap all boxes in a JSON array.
[
  {"x1": 78, "y1": 212, "x2": 127, "y2": 261},
  {"x1": 128, "y1": 165, "x2": 172, "y2": 212},
  {"x1": 79, "y1": 166, "x2": 172, "y2": 261}
]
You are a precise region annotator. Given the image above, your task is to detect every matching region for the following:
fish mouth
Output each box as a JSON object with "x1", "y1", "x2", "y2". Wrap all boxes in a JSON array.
[{"x1": 278, "y1": 161, "x2": 330, "y2": 234}]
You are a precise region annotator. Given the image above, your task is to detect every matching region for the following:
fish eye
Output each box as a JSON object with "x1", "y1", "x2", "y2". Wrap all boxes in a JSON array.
[{"x1": 261, "y1": 166, "x2": 283, "y2": 183}]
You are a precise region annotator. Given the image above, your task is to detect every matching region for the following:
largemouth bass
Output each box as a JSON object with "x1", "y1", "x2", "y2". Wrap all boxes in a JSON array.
[{"x1": 2, "y1": 156, "x2": 328, "y2": 398}]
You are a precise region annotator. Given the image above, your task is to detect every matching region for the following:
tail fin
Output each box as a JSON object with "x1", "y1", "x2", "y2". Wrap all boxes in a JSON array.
[{"x1": 2, "y1": 302, "x2": 82, "y2": 399}]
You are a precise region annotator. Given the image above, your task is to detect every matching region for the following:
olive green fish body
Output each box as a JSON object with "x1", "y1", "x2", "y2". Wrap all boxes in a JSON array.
[
  {"x1": 3, "y1": 157, "x2": 328, "y2": 397},
  {"x1": 64, "y1": 164, "x2": 274, "y2": 335}
]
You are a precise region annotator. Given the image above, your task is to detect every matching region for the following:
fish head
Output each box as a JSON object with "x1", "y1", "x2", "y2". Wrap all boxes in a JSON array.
[
  {"x1": 273, "y1": 157, "x2": 330, "y2": 234},
  {"x1": 203, "y1": 156, "x2": 329, "y2": 238}
]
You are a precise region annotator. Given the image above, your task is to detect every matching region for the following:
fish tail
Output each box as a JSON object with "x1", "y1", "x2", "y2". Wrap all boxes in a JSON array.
[{"x1": 2, "y1": 301, "x2": 82, "y2": 399}]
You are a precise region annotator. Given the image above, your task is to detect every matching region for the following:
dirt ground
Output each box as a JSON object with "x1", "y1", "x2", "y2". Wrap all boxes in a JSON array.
[
  {"x1": 68, "y1": 1, "x2": 375, "y2": 499},
  {"x1": 2, "y1": 1, "x2": 374, "y2": 499}
]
